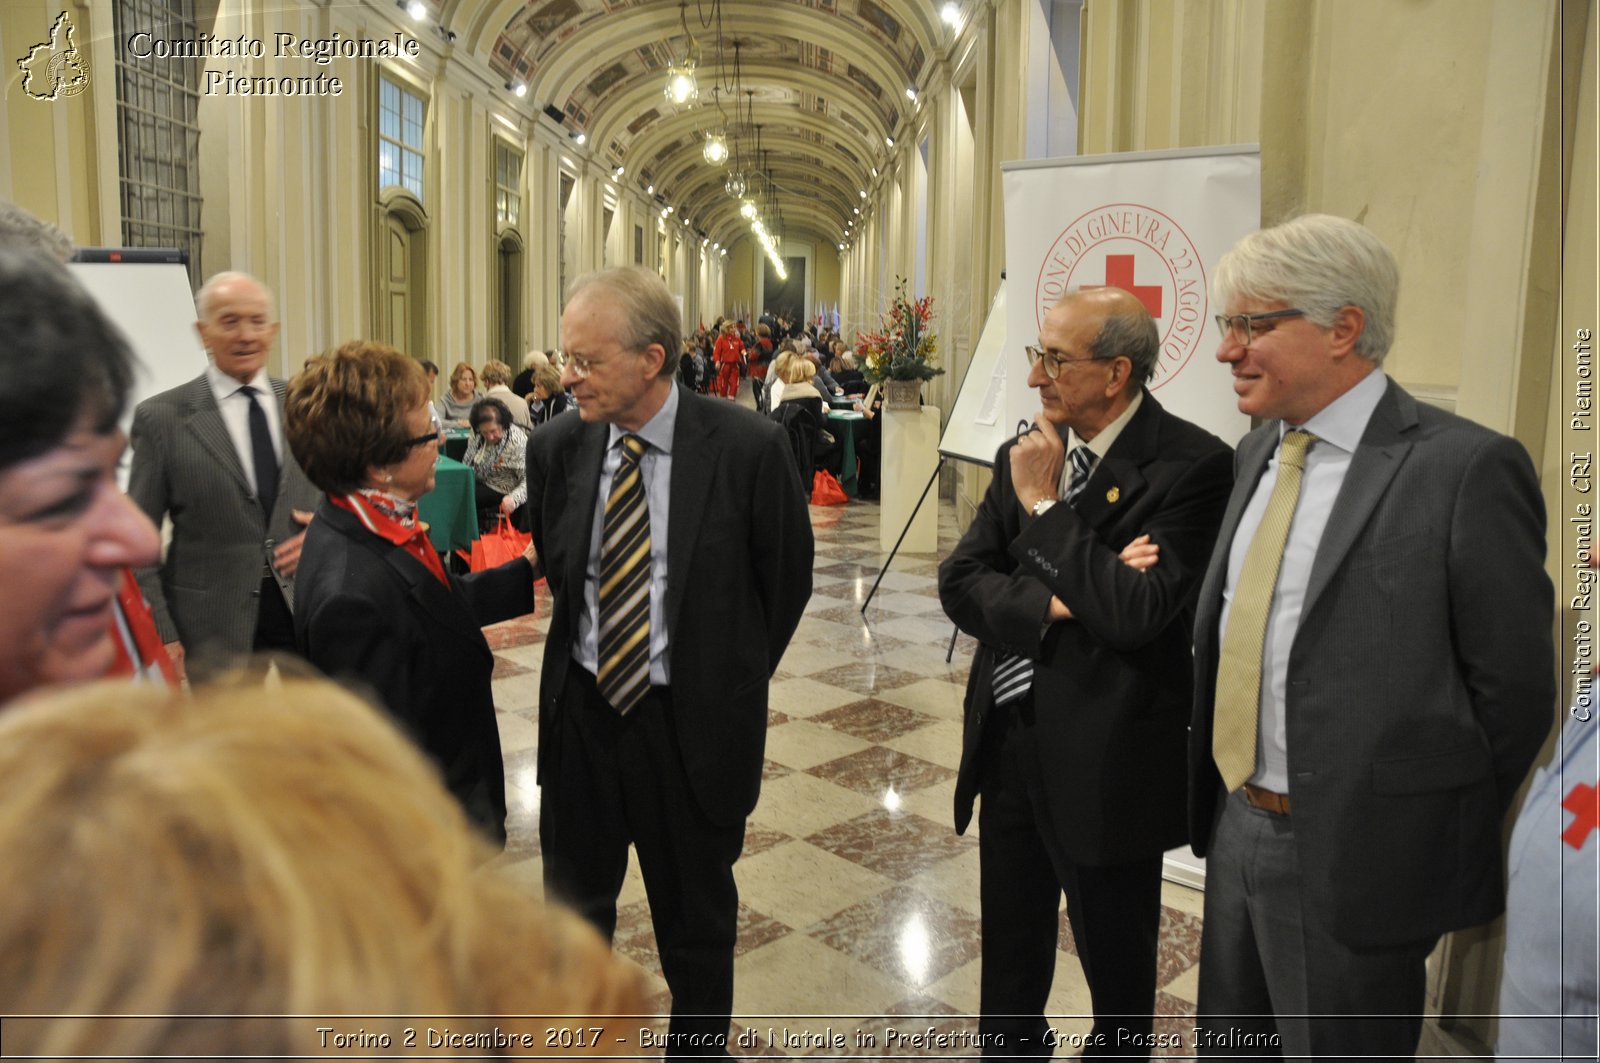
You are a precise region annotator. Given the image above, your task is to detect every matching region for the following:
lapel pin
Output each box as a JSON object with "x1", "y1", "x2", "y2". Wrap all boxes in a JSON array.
[{"x1": 1105, "y1": 486, "x2": 1120, "y2": 503}]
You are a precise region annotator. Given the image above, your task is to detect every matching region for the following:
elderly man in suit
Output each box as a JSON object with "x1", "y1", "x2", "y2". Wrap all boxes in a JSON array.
[
  {"x1": 1188, "y1": 214, "x2": 1554, "y2": 1058},
  {"x1": 128, "y1": 272, "x2": 318, "y2": 680},
  {"x1": 940, "y1": 287, "x2": 1233, "y2": 1059},
  {"x1": 524, "y1": 266, "x2": 813, "y2": 1056}
]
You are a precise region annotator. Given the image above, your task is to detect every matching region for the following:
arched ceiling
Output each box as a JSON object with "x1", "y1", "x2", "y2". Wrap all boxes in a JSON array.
[{"x1": 440, "y1": 0, "x2": 953, "y2": 249}]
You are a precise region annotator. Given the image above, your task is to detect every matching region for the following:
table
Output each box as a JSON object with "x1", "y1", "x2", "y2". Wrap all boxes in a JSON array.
[
  {"x1": 826, "y1": 393, "x2": 857, "y2": 410},
  {"x1": 827, "y1": 409, "x2": 866, "y2": 497},
  {"x1": 418, "y1": 454, "x2": 478, "y2": 554},
  {"x1": 442, "y1": 426, "x2": 471, "y2": 462}
]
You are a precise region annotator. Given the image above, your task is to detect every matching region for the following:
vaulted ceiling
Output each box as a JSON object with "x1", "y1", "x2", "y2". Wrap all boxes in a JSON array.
[{"x1": 441, "y1": 0, "x2": 955, "y2": 249}]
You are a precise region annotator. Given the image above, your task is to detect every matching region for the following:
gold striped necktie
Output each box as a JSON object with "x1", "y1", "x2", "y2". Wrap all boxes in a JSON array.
[
  {"x1": 597, "y1": 434, "x2": 652, "y2": 715},
  {"x1": 1212, "y1": 429, "x2": 1316, "y2": 791}
]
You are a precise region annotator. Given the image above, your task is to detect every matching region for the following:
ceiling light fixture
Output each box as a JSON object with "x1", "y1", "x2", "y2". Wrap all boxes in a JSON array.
[
  {"x1": 885, "y1": 135, "x2": 894, "y2": 147},
  {"x1": 941, "y1": 2, "x2": 961, "y2": 27},
  {"x1": 905, "y1": 87, "x2": 918, "y2": 102},
  {"x1": 507, "y1": 80, "x2": 527, "y2": 97},
  {"x1": 571, "y1": 131, "x2": 587, "y2": 145},
  {"x1": 404, "y1": 0, "x2": 426, "y2": 21},
  {"x1": 663, "y1": 0, "x2": 700, "y2": 109}
]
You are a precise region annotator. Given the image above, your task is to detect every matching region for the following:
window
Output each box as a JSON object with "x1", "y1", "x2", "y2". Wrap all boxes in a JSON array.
[
  {"x1": 495, "y1": 142, "x2": 522, "y2": 229},
  {"x1": 113, "y1": 0, "x2": 203, "y2": 285},
  {"x1": 378, "y1": 75, "x2": 426, "y2": 200}
]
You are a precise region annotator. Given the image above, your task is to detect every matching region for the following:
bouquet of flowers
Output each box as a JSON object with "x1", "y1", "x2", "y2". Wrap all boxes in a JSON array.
[{"x1": 856, "y1": 278, "x2": 943, "y2": 385}]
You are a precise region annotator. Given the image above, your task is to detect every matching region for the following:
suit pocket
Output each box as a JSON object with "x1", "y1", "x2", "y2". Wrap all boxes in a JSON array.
[{"x1": 1370, "y1": 745, "x2": 1491, "y2": 794}]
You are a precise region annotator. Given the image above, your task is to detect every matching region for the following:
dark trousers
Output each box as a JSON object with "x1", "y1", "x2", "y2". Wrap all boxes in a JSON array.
[
  {"x1": 541, "y1": 665, "x2": 743, "y2": 1058},
  {"x1": 977, "y1": 704, "x2": 1163, "y2": 1060},
  {"x1": 252, "y1": 575, "x2": 296, "y2": 652},
  {"x1": 1196, "y1": 789, "x2": 1434, "y2": 1061}
]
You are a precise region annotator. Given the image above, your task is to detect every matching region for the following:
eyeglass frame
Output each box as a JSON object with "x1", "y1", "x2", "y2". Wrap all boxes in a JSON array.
[
  {"x1": 1213, "y1": 308, "x2": 1306, "y2": 348},
  {"x1": 1024, "y1": 343, "x2": 1117, "y2": 381},
  {"x1": 565, "y1": 343, "x2": 657, "y2": 379},
  {"x1": 403, "y1": 409, "x2": 445, "y2": 450}
]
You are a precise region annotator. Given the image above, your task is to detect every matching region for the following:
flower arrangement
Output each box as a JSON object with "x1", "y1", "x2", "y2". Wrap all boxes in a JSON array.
[{"x1": 856, "y1": 278, "x2": 943, "y2": 385}]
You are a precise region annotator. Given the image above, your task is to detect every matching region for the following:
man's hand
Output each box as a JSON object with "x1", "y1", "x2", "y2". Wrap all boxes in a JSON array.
[
  {"x1": 163, "y1": 640, "x2": 187, "y2": 682},
  {"x1": 1044, "y1": 534, "x2": 1162, "y2": 623},
  {"x1": 271, "y1": 510, "x2": 315, "y2": 577},
  {"x1": 1011, "y1": 411, "x2": 1066, "y2": 514}
]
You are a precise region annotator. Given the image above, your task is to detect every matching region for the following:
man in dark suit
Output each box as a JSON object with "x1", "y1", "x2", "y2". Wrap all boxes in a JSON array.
[
  {"x1": 1188, "y1": 214, "x2": 1554, "y2": 1058},
  {"x1": 940, "y1": 287, "x2": 1233, "y2": 1059},
  {"x1": 524, "y1": 266, "x2": 813, "y2": 1056},
  {"x1": 128, "y1": 271, "x2": 318, "y2": 680}
]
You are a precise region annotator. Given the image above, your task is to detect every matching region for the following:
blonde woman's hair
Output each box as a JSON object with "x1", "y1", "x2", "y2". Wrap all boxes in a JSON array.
[
  {"x1": 0, "y1": 679, "x2": 643, "y2": 1057},
  {"x1": 781, "y1": 357, "x2": 817, "y2": 385}
]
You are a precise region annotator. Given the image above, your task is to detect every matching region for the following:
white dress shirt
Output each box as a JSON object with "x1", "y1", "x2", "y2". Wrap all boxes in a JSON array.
[{"x1": 204, "y1": 362, "x2": 282, "y2": 497}]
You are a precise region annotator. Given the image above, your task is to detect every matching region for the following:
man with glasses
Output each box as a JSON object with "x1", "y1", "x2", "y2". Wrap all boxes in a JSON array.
[
  {"x1": 523, "y1": 266, "x2": 813, "y2": 1058},
  {"x1": 128, "y1": 271, "x2": 318, "y2": 680},
  {"x1": 1188, "y1": 214, "x2": 1553, "y2": 1057},
  {"x1": 940, "y1": 286, "x2": 1232, "y2": 1059}
]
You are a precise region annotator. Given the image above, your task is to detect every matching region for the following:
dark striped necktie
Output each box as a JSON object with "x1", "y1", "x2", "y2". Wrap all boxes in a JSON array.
[
  {"x1": 991, "y1": 444, "x2": 1096, "y2": 707},
  {"x1": 596, "y1": 434, "x2": 652, "y2": 715}
]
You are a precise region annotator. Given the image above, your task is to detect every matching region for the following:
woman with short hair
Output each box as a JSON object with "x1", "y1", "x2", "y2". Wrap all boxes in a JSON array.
[
  {"x1": 527, "y1": 365, "x2": 570, "y2": 427},
  {"x1": 286, "y1": 342, "x2": 536, "y2": 842},
  {"x1": 463, "y1": 396, "x2": 530, "y2": 529}
]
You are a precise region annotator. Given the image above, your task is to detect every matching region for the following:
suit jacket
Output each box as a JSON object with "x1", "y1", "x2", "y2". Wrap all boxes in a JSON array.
[
  {"x1": 940, "y1": 394, "x2": 1233, "y2": 865},
  {"x1": 1188, "y1": 377, "x2": 1555, "y2": 947},
  {"x1": 525, "y1": 385, "x2": 814, "y2": 827},
  {"x1": 293, "y1": 498, "x2": 535, "y2": 842},
  {"x1": 128, "y1": 374, "x2": 319, "y2": 663}
]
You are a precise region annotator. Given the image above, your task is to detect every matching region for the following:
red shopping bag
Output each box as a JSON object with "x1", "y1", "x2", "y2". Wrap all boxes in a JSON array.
[
  {"x1": 811, "y1": 469, "x2": 848, "y2": 505},
  {"x1": 468, "y1": 515, "x2": 531, "y2": 571}
]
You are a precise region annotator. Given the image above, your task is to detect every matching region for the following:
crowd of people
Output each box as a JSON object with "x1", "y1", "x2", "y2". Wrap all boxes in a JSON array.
[{"x1": 0, "y1": 196, "x2": 1590, "y2": 1062}]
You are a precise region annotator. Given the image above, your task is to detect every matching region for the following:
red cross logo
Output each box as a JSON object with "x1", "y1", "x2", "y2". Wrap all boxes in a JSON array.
[
  {"x1": 1091, "y1": 254, "x2": 1163, "y2": 319},
  {"x1": 1563, "y1": 781, "x2": 1599, "y2": 849}
]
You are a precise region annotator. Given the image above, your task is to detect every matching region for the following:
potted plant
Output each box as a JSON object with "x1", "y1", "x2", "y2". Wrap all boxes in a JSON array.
[{"x1": 857, "y1": 278, "x2": 942, "y2": 408}]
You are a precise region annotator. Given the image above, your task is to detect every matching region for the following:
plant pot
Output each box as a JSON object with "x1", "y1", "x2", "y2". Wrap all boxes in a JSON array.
[{"x1": 884, "y1": 379, "x2": 922, "y2": 409}]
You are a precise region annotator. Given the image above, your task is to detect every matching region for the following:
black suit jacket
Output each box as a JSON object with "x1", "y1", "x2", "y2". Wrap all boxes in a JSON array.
[
  {"x1": 294, "y1": 499, "x2": 535, "y2": 842},
  {"x1": 525, "y1": 385, "x2": 814, "y2": 827},
  {"x1": 940, "y1": 394, "x2": 1232, "y2": 865},
  {"x1": 1188, "y1": 378, "x2": 1554, "y2": 947}
]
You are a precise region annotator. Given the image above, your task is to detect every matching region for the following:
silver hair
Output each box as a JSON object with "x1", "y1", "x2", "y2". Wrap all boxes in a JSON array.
[
  {"x1": 565, "y1": 267, "x2": 682, "y2": 378},
  {"x1": 196, "y1": 271, "x2": 277, "y2": 323},
  {"x1": 1213, "y1": 213, "x2": 1398, "y2": 364},
  {"x1": 0, "y1": 201, "x2": 73, "y2": 262}
]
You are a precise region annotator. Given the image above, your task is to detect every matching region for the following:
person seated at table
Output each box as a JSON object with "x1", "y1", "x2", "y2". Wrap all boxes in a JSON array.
[
  {"x1": 480, "y1": 359, "x2": 531, "y2": 429},
  {"x1": 853, "y1": 384, "x2": 885, "y2": 500},
  {"x1": 285, "y1": 342, "x2": 537, "y2": 844},
  {"x1": 774, "y1": 357, "x2": 840, "y2": 473},
  {"x1": 512, "y1": 349, "x2": 550, "y2": 400},
  {"x1": 527, "y1": 365, "x2": 570, "y2": 428},
  {"x1": 419, "y1": 359, "x2": 440, "y2": 400},
  {"x1": 463, "y1": 397, "x2": 531, "y2": 530},
  {"x1": 0, "y1": 677, "x2": 644, "y2": 1057},
  {"x1": 832, "y1": 347, "x2": 867, "y2": 395},
  {"x1": 766, "y1": 343, "x2": 798, "y2": 408},
  {"x1": 436, "y1": 361, "x2": 479, "y2": 426}
]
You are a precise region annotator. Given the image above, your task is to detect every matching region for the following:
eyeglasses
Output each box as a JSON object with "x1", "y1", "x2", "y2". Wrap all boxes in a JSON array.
[
  {"x1": 1024, "y1": 344, "x2": 1114, "y2": 380},
  {"x1": 1213, "y1": 308, "x2": 1306, "y2": 348},
  {"x1": 404, "y1": 411, "x2": 444, "y2": 450}
]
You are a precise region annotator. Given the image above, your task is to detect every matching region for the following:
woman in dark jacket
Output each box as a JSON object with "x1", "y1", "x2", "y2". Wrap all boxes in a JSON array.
[
  {"x1": 286, "y1": 342, "x2": 536, "y2": 844},
  {"x1": 526, "y1": 365, "x2": 571, "y2": 427}
]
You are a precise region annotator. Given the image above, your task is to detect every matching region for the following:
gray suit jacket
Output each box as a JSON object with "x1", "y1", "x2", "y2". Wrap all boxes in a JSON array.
[
  {"x1": 1188, "y1": 376, "x2": 1555, "y2": 948},
  {"x1": 128, "y1": 373, "x2": 319, "y2": 667}
]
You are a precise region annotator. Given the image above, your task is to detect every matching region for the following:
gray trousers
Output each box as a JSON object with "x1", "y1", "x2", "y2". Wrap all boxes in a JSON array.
[{"x1": 1196, "y1": 789, "x2": 1435, "y2": 1060}]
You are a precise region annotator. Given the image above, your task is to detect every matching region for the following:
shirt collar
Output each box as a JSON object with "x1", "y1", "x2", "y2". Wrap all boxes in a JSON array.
[
  {"x1": 1071, "y1": 388, "x2": 1144, "y2": 460},
  {"x1": 1287, "y1": 366, "x2": 1386, "y2": 454},
  {"x1": 608, "y1": 381, "x2": 679, "y2": 456},
  {"x1": 205, "y1": 361, "x2": 271, "y2": 399}
]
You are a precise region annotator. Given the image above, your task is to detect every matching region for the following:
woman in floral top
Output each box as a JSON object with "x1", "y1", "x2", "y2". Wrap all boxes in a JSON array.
[{"x1": 462, "y1": 397, "x2": 530, "y2": 530}]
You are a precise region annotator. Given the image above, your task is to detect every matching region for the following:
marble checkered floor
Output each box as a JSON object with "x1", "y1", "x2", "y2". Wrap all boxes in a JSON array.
[{"x1": 480, "y1": 497, "x2": 1209, "y2": 1056}]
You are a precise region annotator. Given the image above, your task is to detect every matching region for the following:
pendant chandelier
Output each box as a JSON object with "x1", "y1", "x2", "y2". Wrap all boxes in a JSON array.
[{"x1": 663, "y1": 0, "x2": 699, "y2": 110}]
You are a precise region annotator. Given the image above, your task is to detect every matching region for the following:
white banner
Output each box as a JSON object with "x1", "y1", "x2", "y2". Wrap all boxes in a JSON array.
[{"x1": 1001, "y1": 146, "x2": 1260, "y2": 446}]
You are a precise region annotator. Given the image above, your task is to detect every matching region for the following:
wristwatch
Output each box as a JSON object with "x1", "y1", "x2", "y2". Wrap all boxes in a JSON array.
[{"x1": 1031, "y1": 497, "x2": 1057, "y2": 517}]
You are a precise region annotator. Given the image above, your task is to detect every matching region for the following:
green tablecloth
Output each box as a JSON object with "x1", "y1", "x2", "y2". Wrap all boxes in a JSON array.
[
  {"x1": 442, "y1": 426, "x2": 471, "y2": 462},
  {"x1": 419, "y1": 454, "x2": 477, "y2": 553},
  {"x1": 828, "y1": 409, "x2": 866, "y2": 497}
]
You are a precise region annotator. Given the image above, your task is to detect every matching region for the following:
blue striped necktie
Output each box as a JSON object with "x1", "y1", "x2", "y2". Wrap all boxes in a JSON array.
[
  {"x1": 991, "y1": 444, "x2": 1096, "y2": 707},
  {"x1": 596, "y1": 435, "x2": 652, "y2": 715}
]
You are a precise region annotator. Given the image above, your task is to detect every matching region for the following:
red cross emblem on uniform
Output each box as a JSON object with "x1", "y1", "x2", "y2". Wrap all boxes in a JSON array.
[{"x1": 1563, "y1": 781, "x2": 1599, "y2": 850}]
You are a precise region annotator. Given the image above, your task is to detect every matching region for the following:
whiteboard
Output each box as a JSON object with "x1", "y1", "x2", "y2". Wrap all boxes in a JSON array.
[
  {"x1": 70, "y1": 258, "x2": 206, "y2": 432},
  {"x1": 937, "y1": 281, "x2": 1014, "y2": 467}
]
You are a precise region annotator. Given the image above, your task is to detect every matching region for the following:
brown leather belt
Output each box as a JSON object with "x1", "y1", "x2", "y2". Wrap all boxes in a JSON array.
[{"x1": 1243, "y1": 784, "x2": 1291, "y2": 816}]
